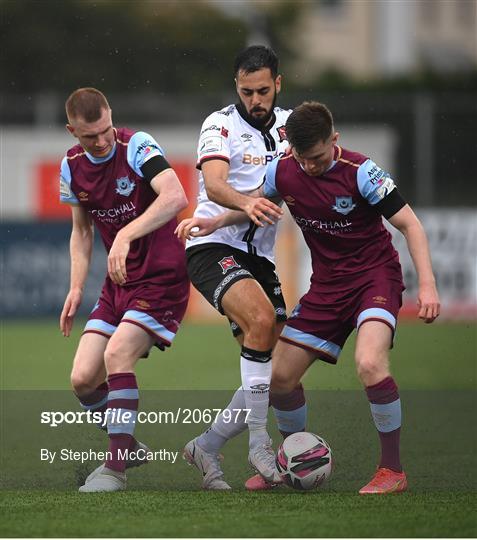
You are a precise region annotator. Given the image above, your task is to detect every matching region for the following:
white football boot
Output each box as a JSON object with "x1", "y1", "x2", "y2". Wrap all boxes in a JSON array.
[
  {"x1": 248, "y1": 438, "x2": 282, "y2": 484},
  {"x1": 83, "y1": 441, "x2": 150, "y2": 484},
  {"x1": 183, "y1": 437, "x2": 231, "y2": 490},
  {"x1": 79, "y1": 467, "x2": 126, "y2": 492}
]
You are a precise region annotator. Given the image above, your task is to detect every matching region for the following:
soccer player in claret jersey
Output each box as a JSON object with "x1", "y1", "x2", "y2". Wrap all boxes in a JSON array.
[
  {"x1": 184, "y1": 101, "x2": 440, "y2": 494},
  {"x1": 59, "y1": 88, "x2": 189, "y2": 492},
  {"x1": 176, "y1": 46, "x2": 308, "y2": 490}
]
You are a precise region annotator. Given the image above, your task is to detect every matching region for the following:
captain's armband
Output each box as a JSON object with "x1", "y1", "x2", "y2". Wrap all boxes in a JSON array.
[
  {"x1": 375, "y1": 188, "x2": 407, "y2": 219},
  {"x1": 140, "y1": 155, "x2": 171, "y2": 183}
]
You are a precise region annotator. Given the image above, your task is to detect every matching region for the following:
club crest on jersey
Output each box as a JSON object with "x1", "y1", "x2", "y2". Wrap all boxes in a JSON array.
[
  {"x1": 276, "y1": 125, "x2": 287, "y2": 142},
  {"x1": 115, "y1": 176, "x2": 136, "y2": 197},
  {"x1": 218, "y1": 256, "x2": 240, "y2": 274},
  {"x1": 332, "y1": 196, "x2": 356, "y2": 215}
]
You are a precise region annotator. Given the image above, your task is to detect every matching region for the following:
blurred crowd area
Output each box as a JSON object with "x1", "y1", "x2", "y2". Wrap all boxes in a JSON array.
[{"x1": 1, "y1": 0, "x2": 476, "y2": 319}]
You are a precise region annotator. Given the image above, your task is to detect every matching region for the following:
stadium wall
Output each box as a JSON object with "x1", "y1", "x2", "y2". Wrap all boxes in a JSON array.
[{"x1": 1, "y1": 127, "x2": 475, "y2": 320}]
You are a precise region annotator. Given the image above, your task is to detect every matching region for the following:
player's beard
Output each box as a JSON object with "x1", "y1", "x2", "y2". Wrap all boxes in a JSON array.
[{"x1": 236, "y1": 90, "x2": 277, "y2": 131}]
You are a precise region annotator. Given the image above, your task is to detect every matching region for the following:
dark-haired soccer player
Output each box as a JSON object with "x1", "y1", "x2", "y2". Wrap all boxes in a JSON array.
[
  {"x1": 179, "y1": 45, "x2": 301, "y2": 489},
  {"x1": 59, "y1": 87, "x2": 189, "y2": 492},
  {"x1": 181, "y1": 101, "x2": 440, "y2": 494}
]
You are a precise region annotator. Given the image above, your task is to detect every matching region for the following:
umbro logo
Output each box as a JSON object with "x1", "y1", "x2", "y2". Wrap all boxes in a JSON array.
[{"x1": 250, "y1": 383, "x2": 270, "y2": 391}]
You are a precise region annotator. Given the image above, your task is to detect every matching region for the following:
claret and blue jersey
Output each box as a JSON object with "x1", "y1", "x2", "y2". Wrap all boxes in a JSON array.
[
  {"x1": 59, "y1": 127, "x2": 189, "y2": 348},
  {"x1": 264, "y1": 145, "x2": 405, "y2": 364},
  {"x1": 264, "y1": 145, "x2": 402, "y2": 287},
  {"x1": 59, "y1": 128, "x2": 187, "y2": 286}
]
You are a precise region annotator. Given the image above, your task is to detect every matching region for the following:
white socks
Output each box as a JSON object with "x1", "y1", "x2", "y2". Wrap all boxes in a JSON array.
[
  {"x1": 196, "y1": 346, "x2": 273, "y2": 454},
  {"x1": 240, "y1": 346, "x2": 272, "y2": 449},
  {"x1": 197, "y1": 387, "x2": 248, "y2": 454}
]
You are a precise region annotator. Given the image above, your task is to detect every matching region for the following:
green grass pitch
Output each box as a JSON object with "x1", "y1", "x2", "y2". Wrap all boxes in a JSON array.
[{"x1": 1, "y1": 320, "x2": 476, "y2": 537}]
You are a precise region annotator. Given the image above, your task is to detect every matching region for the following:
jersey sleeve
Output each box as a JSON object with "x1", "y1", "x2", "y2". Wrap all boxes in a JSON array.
[
  {"x1": 59, "y1": 157, "x2": 79, "y2": 204},
  {"x1": 197, "y1": 112, "x2": 231, "y2": 168},
  {"x1": 263, "y1": 157, "x2": 281, "y2": 199},
  {"x1": 357, "y1": 159, "x2": 397, "y2": 205},
  {"x1": 127, "y1": 131, "x2": 166, "y2": 177}
]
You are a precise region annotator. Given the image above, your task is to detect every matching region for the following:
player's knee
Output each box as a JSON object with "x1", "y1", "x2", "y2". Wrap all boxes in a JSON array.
[
  {"x1": 355, "y1": 354, "x2": 387, "y2": 385},
  {"x1": 70, "y1": 370, "x2": 97, "y2": 395},
  {"x1": 271, "y1": 367, "x2": 296, "y2": 394},
  {"x1": 246, "y1": 305, "x2": 276, "y2": 339},
  {"x1": 104, "y1": 344, "x2": 131, "y2": 373}
]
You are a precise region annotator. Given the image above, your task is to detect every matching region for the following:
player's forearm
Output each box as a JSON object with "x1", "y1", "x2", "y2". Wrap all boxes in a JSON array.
[
  {"x1": 69, "y1": 227, "x2": 93, "y2": 292},
  {"x1": 216, "y1": 208, "x2": 251, "y2": 228},
  {"x1": 401, "y1": 222, "x2": 436, "y2": 286},
  {"x1": 205, "y1": 178, "x2": 253, "y2": 212},
  {"x1": 119, "y1": 189, "x2": 188, "y2": 242}
]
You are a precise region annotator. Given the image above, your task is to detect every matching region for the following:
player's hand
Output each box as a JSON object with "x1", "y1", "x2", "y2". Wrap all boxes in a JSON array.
[
  {"x1": 60, "y1": 288, "x2": 82, "y2": 337},
  {"x1": 108, "y1": 232, "x2": 130, "y2": 285},
  {"x1": 417, "y1": 282, "x2": 440, "y2": 323},
  {"x1": 242, "y1": 197, "x2": 283, "y2": 227},
  {"x1": 175, "y1": 217, "x2": 219, "y2": 241}
]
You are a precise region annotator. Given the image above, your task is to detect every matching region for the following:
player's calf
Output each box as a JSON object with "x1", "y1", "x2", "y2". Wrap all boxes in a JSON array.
[
  {"x1": 73, "y1": 381, "x2": 109, "y2": 431},
  {"x1": 270, "y1": 384, "x2": 307, "y2": 439}
]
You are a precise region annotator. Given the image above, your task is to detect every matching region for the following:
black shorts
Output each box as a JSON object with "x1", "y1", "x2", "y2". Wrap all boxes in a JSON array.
[{"x1": 186, "y1": 243, "x2": 287, "y2": 336}]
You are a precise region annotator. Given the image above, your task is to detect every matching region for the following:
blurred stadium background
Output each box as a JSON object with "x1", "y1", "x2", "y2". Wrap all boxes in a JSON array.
[{"x1": 1, "y1": 0, "x2": 476, "y2": 326}]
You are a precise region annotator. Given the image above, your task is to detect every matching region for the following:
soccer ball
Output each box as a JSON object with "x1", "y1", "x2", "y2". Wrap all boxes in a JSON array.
[{"x1": 275, "y1": 432, "x2": 333, "y2": 490}]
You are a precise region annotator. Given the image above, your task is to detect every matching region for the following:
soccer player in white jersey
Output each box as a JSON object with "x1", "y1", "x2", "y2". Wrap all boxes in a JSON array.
[{"x1": 180, "y1": 46, "x2": 302, "y2": 489}]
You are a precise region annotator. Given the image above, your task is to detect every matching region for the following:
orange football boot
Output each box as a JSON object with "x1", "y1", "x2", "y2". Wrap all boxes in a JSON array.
[{"x1": 359, "y1": 467, "x2": 407, "y2": 495}]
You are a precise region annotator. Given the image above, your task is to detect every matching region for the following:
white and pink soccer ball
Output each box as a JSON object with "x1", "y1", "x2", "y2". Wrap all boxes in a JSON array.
[{"x1": 276, "y1": 432, "x2": 333, "y2": 490}]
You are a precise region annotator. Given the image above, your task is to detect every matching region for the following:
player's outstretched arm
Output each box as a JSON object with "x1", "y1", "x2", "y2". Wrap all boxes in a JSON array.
[
  {"x1": 388, "y1": 205, "x2": 440, "y2": 323},
  {"x1": 175, "y1": 187, "x2": 281, "y2": 241},
  {"x1": 175, "y1": 216, "x2": 221, "y2": 241},
  {"x1": 202, "y1": 160, "x2": 283, "y2": 227},
  {"x1": 108, "y1": 168, "x2": 188, "y2": 285},
  {"x1": 60, "y1": 206, "x2": 94, "y2": 337},
  {"x1": 175, "y1": 210, "x2": 250, "y2": 241}
]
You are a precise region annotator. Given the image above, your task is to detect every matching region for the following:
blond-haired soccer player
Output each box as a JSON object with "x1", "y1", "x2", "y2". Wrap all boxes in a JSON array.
[{"x1": 60, "y1": 88, "x2": 189, "y2": 492}]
